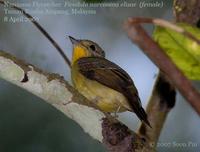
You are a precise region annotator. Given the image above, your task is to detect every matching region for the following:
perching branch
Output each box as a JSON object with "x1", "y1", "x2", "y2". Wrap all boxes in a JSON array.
[
  {"x1": 124, "y1": 19, "x2": 200, "y2": 115},
  {"x1": 0, "y1": 0, "x2": 71, "y2": 67},
  {"x1": 0, "y1": 50, "x2": 154, "y2": 152},
  {"x1": 0, "y1": 50, "x2": 104, "y2": 140}
]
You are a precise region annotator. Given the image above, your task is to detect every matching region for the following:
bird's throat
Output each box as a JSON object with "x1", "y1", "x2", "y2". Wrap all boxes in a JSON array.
[{"x1": 72, "y1": 46, "x2": 88, "y2": 64}]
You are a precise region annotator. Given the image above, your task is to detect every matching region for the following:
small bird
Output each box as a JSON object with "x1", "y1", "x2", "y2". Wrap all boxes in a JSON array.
[{"x1": 69, "y1": 36, "x2": 150, "y2": 127}]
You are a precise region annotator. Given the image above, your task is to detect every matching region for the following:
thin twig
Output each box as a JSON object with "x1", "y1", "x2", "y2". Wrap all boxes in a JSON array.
[
  {"x1": 124, "y1": 19, "x2": 200, "y2": 115},
  {"x1": 0, "y1": 0, "x2": 71, "y2": 67},
  {"x1": 129, "y1": 17, "x2": 200, "y2": 45}
]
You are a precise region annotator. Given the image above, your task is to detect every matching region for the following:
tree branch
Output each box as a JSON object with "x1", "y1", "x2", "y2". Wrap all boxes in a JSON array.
[
  {"x1": 0, "y1": 50, "x2": 104, "y2": 140},
  {"x1": 124, "y1": 19, "x2": 200, "y2": 115},
  {"x1": 138, "y1": 72, "x2": 176, "y2": 148},
  {"x1": 0, "y1": 50, "x2": 154, "y2": 152},
  {"x1": 126, "y1": 17, "x2": 200, "y2": 45}
]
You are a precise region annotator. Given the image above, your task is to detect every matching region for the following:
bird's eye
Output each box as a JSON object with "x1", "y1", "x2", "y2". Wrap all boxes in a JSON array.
[{"x1": 89, "y1": 45, "x2": 96, "y2": 51}]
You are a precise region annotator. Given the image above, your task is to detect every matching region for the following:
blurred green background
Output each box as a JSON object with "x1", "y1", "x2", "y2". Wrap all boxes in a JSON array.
[{"x1": 0, "y1": 0, "x2": 199, "y2": 151}]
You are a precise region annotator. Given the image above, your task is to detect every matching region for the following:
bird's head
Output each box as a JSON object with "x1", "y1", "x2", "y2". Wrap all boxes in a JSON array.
[{"x1": 69, "y1": 36, "x2": 105, "y2": 64}]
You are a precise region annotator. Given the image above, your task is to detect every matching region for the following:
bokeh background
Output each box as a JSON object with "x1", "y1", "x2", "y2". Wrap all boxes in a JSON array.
[{"x1": 0, "y1": 0, "x2": 199, "y2": 151}]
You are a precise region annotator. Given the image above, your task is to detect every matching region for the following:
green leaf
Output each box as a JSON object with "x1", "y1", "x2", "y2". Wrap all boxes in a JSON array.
[{"x1": 153, "y1": 23, "x2": 200, "y2": 80}]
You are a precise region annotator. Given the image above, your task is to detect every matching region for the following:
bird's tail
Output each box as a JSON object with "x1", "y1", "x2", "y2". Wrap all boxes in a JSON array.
[
  {"x1": 125, "y1": 87, "x2": 151, "y2": 128},
  {"x1": 134, "y1": 106, "x2": 151, "y2": 128}
]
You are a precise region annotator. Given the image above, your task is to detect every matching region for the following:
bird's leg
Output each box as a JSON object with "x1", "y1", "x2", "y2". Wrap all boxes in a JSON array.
[{"x1": 113, "y1": 106, "x2": 121, "y2": 118}]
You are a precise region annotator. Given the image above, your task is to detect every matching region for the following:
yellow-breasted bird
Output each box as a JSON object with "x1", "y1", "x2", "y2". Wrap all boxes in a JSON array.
[{"x1": 69, "y1": 36, "x2": 150, "y2": 127}]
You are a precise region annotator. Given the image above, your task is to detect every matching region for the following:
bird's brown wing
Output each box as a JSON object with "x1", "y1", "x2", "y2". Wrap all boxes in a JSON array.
[
  {"x1": 77, "y1": 57, "x2": 150, "y2": 126},
  {"x1": 77, "y1": 57, "x2": 135, "y2": 94}
]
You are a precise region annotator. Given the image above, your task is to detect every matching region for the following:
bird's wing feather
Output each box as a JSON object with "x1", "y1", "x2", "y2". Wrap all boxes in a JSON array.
[
  {"x1": 77, "y1": 57, "x2": 150, "y2": 126},
  {"x1": 77, "y1": 57, "x2": 140, "y2": 105}
]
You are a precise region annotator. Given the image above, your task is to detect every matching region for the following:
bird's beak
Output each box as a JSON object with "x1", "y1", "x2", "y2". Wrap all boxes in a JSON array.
[{"x1": 68, "y1": 36, "x2": 80, "y2": 45}]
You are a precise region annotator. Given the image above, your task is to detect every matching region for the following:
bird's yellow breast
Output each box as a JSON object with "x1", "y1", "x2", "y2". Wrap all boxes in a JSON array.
[{"x1": 71, "y1": 62, "x2": 132, "y2": 112}]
